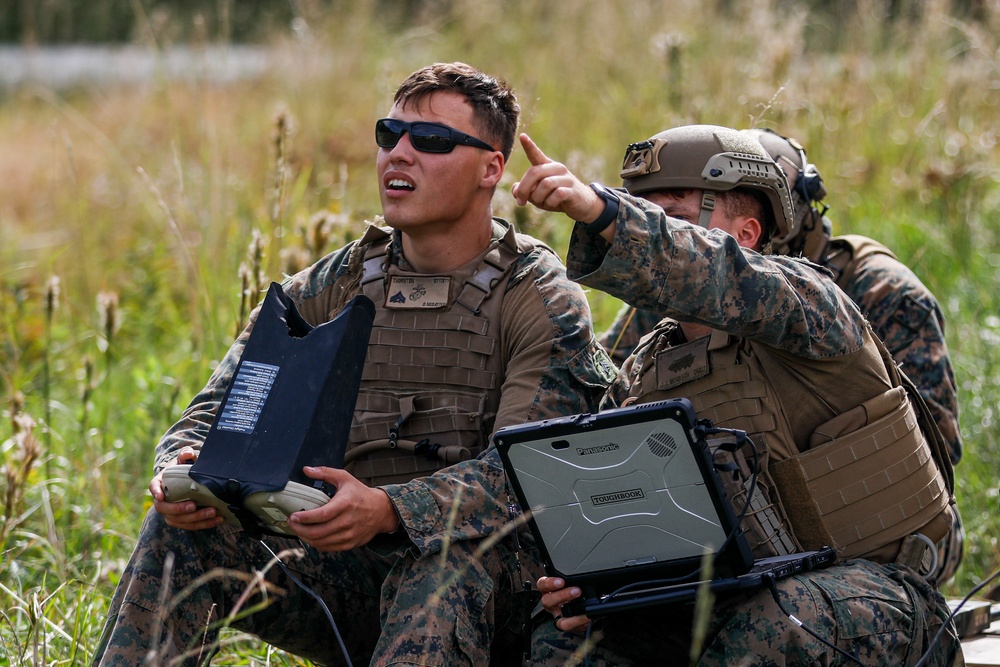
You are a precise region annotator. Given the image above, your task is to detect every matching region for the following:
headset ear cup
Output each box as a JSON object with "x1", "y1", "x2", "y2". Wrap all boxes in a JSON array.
[{"x1": 801, "y1": 164, "x2": 826, "y2": 202}]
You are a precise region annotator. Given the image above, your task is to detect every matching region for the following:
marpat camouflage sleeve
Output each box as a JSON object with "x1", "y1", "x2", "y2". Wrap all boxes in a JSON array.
[{"x1": 566, "y1": 193, "x2": 867, "y2": 359}]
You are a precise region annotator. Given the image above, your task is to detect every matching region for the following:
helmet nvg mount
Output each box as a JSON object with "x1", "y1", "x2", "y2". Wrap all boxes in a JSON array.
[
  {"x1": 744, "y1": 127, "x2": 829, "y2": 259},
  {"x1": 620, "y1": 124, "x2": 794, "y2": 239}
]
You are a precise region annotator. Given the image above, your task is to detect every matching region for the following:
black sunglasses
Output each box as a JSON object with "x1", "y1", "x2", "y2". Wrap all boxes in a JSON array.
[{"x1": 375, "y1": 118, "x2": 496, "y2": 154}]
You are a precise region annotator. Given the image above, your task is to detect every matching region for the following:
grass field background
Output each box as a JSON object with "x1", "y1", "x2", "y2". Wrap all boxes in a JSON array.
[{"x1": 2, "y1": 1, "x2": 999, "y2": 663}]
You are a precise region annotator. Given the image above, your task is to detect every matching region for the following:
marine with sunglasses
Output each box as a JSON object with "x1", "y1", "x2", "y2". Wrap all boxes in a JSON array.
[
  {"x1": 513, "y1": 125, "x2": 961, "y2": 666},
  {"x1": 92, "y1": 62, "x2": 615, "y2": 667}
]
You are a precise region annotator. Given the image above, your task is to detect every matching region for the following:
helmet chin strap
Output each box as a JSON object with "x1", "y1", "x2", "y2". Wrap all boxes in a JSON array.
[{"x1": 698, "y1": 190, "x2": 717, "y2": 228}]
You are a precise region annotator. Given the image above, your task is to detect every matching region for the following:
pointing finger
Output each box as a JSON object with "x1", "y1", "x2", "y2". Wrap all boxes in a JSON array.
[{"x1": 519, "y1": 133, "x2": 551, "y2": 167}]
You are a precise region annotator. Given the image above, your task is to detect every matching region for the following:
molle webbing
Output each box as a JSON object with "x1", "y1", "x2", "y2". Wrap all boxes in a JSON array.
[
  {"x1": 363, "y1": 312, "x2": 496, "y2": 389},
  {"x1": 635, "y1": 322, "x2": 954, "y2": 564},
  {"x1": 872, "y1": 331, "x2": 955, "y2": 496},
  {"x1": 685, "y1": 366, "x2": 778, "y2": 439},
  {"x1": 712, "y1": 440, "x2": 800, "y2": 558},
  {"x1": 769, "y1": 385, "x2": 951, "y2": 559},
  {"x1": 636, "y1": 331, "x2": 799, "y2": 557},
  {"x1": 654, "y1": 333, "x2": 790, "y2": 461},
  {"x1": 346, "y1": 226, "x2": 521, "y2": 486}
]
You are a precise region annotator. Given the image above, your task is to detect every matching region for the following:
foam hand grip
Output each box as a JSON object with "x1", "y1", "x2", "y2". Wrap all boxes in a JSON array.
[
  {"x1": 243, "y1": 482, "x2": 334, "y2": 536},
  {"x1": 160, "y1": 464, "x2": 241, "y2": 526}
]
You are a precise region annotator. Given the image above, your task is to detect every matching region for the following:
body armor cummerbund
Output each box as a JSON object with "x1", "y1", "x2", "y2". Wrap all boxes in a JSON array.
[{"x1": 624, "y1": 323, "x2": 954, "y2": 563}]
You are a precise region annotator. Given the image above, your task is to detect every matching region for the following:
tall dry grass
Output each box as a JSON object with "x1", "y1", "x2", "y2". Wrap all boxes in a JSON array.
[{"x1": 1, "y1": 0, "x2": 998, "y2": 662}]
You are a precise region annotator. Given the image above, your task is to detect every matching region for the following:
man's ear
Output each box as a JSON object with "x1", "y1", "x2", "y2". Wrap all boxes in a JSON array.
[
  {"x1": 481, "y1": 152, "x2": 505, "y2": 189},
  {"x1": 734, "y1": 216, "x2": 764, "y2": 250}
]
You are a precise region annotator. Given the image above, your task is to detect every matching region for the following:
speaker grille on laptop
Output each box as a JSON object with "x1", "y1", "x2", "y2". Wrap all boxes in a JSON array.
[{"x1": 646, "y1": 432, "x2": 678, "y2": 458}]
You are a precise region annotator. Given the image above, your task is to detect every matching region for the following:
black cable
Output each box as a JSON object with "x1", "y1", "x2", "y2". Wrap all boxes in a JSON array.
[
  {"x1": 698, "y1": 423, "x2": 760, "y2": 571},
  {"x1": 257, "y1": 539, "x2": 354, "y2": 667},
  {"x1": 766, "y1": 562, "x2": 1000, "y2": 667},
  {"x1": 764, "y1": 571, "x2": 864, "y2": 665},
  {"x1": 583, "y1": 618, "x2": 596, "y2": 667},
  {"x1": 912, "y1": 566, "x2": 1000, "y2": 667}
]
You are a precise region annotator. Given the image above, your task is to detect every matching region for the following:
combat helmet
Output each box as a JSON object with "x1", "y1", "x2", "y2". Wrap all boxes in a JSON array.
[
  {"x1": 745, "y1": 127, "x2": 830, "y2": 260},
  {"x1": 620, "y1": 124, "x2": 794, "y2": 243}
]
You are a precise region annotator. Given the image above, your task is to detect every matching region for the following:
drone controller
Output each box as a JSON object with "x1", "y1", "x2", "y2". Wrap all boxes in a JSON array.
[{"x1": 161, "y1": 464, "x2": 334, "y2": 537}]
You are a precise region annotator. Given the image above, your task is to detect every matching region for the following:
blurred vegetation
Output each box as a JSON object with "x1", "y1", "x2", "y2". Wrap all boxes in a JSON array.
[
  {"x1": 0, "y1": 0, "x2": 292, "y2": 45},
  {"x1": 2, "y1": 0, "x2": 477, "y2": 45},
  {"x1": 0, "y1": 0, "x2": 995, "y2": 46},
  {"x1": 1, "y1": 0, "x2": 998, "y2": 663}
]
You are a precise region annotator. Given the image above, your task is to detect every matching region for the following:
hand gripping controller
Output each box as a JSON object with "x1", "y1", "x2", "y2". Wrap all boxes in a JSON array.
[
  {"x1": 243, "y1": 480, "x2": 334, "y2": 536},
  {"x1": 161, "y1": 464, "x2": 334, "y2": 536},
  {"x1": 160, "y1": 464, "x2": 241, "y2": 525}
]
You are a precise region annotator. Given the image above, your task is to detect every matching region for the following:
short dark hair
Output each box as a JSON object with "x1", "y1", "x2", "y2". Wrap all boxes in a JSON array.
[
  {"x1": 393, "y1": 62, "x2": 520, "y2": 161},
  {"x1": 719, "y1": 188, "x2": 777, "y2": 250}
]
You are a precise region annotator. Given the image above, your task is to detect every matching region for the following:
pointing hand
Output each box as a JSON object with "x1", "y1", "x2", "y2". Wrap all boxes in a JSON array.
[{"x1": 512, "y1": 134, "x2": 605, "y2": 224}]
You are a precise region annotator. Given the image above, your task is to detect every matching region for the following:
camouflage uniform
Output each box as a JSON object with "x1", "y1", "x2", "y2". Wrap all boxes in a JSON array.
[
  {"x1": 533, "y1": 559, "x2": 956, "y2": 666},
  {"x1": 599, "y1": 232, "x2": 966, "y2": 585},
  {"x1": 599, "y1": 232, "x2": 963, "y2": 464},
  {"x1": 531, "y1": 195, "x2": 962, "y2": 666},
  {"x1": 93, "y1": 219, "x2": 615, "y2": 667}
]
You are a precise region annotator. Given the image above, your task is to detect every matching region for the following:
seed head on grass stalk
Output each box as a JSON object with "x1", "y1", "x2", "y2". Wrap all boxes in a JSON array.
[
  {"x1": 280, "y1": 210, "x2": 351, "y2": 276},
  {"x1": 270, "y1": 106, "x2": 296, "y2": 260},
  {"x1": 8, "y1": 391, "x2": 24, "y2": 431},
  {"x1": 96, "y1": 291, "x2": 121, "y2": 446},
  {"x1": 2, "y1": 410, "x2": 42, "y2": 549},
  {"x1": 237, "y1": 229, "x2": 269, "y2": 336},
  {"x1": 96, "y1": 291, "x2": 120, "y2": 355},
  {"x1": 305, "y1": 210, "x2": 349, "y2": 262},
  {"x1": 43, "y1": 275, "x2": 60, "y2": 477},
  {"x1": 279, "y1": 245, "x2": 311, "y2": 278},
  {"x1": 237, "y1": 263, "x2": 254, "y2": 338},
  {"x1": 79, "y1": 356, "x2": 95, "y2": 439}
]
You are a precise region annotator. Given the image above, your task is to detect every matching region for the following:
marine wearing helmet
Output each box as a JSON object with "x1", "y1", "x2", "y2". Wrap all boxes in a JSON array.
[{"x1": 620, "y1": 124, "x2": 793, "y2": 247}]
